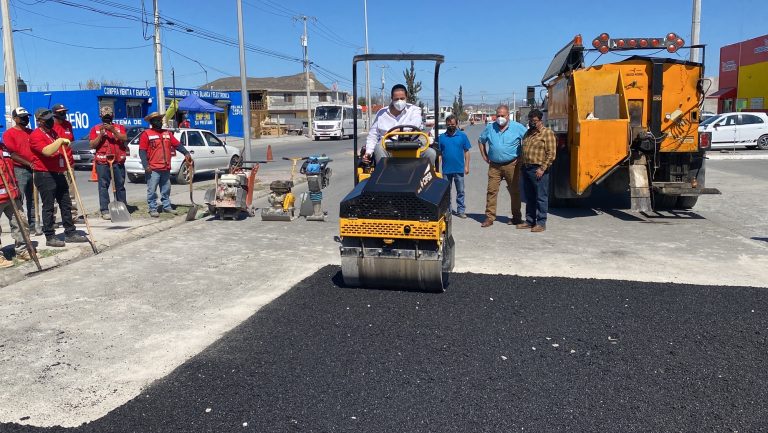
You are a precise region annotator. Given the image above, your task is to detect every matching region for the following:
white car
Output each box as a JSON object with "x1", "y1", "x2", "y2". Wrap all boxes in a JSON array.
[
  {"x1": 125, "y1": 128, "x2": 241, "y2": 184},
  {"x1": 425, "y1": 113, "x2": 436, "y2": 128},
  {"x1": 698, "y1": 112, "x2": 768, "y2": 150}
]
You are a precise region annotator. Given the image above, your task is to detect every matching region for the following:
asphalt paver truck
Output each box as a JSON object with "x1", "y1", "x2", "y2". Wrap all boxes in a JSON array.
[{"x1": 539, "y1": 32, "x2": 719, "y2": 211}]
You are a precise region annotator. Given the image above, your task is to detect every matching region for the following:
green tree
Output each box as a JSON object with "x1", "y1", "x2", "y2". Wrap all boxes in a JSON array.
[
  {"x1": 452, "y1": 96, "x2": 460, "y2": 119},
  {"x1": 357, "y1": 96, "x2": 367, "y2": 107},
  {"x1": 402, "y1": 61, "x2": 422, "y2": 104}
]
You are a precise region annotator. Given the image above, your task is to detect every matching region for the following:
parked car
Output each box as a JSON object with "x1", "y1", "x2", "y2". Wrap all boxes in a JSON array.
[
  {"x1": 69, "y1": 134, "x2": 94, "y2": 169},
  {"x1": 428, "y1": 122, "x2": 447, "y2": 144},
  {"x1": 126, "y1": 126, "x2": 144, "y2": 141},
  {"x1": 124, "y1": 128, "x2": 241, "y2": 184},
  {"x1": 698, "y1": 112, "x2": 768, "y2": 150},
  {"x1": 425, "y1": 113, "x2": 436, "y2": 128}
]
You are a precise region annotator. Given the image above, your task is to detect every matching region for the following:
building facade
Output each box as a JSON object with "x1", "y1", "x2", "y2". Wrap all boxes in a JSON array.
[
  {"x1": 1, "y1": 86, "x2": 243, "y2": 139},
  {"x1": 710, "y1": 34, "x2": 768, "y2": 113}
]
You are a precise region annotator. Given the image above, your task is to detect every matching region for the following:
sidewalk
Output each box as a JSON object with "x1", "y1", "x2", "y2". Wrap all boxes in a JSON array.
[
  {"x1": 0, "y1": 177, "x2": 292, "y2": 288},
  {"x1": 221, "y1": 130, "x2": 369, "y2": 153}
]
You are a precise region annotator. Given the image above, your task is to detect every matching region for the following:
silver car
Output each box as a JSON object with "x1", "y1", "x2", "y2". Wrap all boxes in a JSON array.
[{"x1": 124, "y1": 128, "x2": 241, "y2": 184}]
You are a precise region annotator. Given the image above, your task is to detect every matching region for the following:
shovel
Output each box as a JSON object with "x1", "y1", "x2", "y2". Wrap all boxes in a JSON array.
[
  {"x1": 63, "y1": 149, "x2": 99, "y2": 254},
  {"x1": 0, "y1": 160, "x2": 42, "y2": 271},
  {"x1": 107, "y1": 156, "x2": 131, "y2": 222},
  {"x1": 185, "y1": 162, "x2": 199, "y2": 221}
]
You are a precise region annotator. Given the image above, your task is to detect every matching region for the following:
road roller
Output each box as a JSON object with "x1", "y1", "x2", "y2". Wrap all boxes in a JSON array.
[{"x1": 339, "y1": 54, "x2": 454, "y2": 292}]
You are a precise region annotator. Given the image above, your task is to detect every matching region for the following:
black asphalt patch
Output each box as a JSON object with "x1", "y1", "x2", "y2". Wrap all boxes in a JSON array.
[{"x1": 5, "y1": 266, "x2": 768, "y2": 432}]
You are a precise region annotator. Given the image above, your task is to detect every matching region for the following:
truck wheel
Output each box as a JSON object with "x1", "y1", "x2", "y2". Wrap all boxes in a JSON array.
[
  {"x1": 757, "y1": 135, "x2": 768, "y2": 150},
  {"x1": 314, "y1": 136, "x2": 320, "y2": 141},
  {"x1": 676, "y1": 196, "x2": 699, "y2": 209},
  {"x1": 652, "y1": 193, "x2": 677, "y2": 210},
  {"x1": 127, "y1": 173, "x2": 143, "y2": 183}
]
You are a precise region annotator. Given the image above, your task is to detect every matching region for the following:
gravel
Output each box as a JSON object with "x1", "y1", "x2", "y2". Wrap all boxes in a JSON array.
[{"x1": 4, "y1": 265, "x2": 767, "y2": 432}]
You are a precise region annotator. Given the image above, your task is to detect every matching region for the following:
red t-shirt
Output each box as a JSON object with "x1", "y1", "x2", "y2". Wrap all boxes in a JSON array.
[
  {"x1": 0, "y1": 157, "x2": 19, "y2": 202},
  {"x1": 29, "y1": 128, "x2": 68, "y2": 173},
  {"x1": 89, "y1": 123, "x2": 128, "y2": 164},
  {"x1": 53, "y1": 120, "x2": 75, "y2": 165},
  {"x1": 138, "y1": 128, "x2": 180, "y2": 171},
  {"x1": 2, "y1": 126, "x2": 38, "y2": 169}
]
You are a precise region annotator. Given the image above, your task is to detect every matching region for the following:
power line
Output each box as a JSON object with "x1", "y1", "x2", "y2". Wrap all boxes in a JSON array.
[{"x1": 17, "y1": 32, "x2": 151, "y2": 50}]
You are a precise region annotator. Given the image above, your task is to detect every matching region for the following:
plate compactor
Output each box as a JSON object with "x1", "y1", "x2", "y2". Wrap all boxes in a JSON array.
[
  {"x1": 262, "y1": 155, "x2": 332, "y2": 221},
  {"x1": 204, "y1": 159, "x2": 264, "y2": 220},
  {"x1": 339, "y1": 53, "x2": 453, "y2": 292}
]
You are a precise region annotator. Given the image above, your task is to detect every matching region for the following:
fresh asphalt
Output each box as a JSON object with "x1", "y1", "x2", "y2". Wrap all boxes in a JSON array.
[
  {"x1": 2, "y1": 125, "x2": 768, "y2": 431},
  {"x1": 4, "y1": 267, "x2": 767, "y2": 432}
]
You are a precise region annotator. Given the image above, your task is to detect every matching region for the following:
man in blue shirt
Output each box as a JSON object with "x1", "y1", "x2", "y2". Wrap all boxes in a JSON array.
[
  {"x1": 477, "y1": 105, "x2": 526, "y2": 228},
  {"x1": 438, "y1": 114, "x2": 471, "y2": 218}
]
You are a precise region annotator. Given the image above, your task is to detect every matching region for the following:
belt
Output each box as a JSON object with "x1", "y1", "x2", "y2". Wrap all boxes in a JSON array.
[{"x1": 491, "y1": 158, "x2": 518, "y2": 165}]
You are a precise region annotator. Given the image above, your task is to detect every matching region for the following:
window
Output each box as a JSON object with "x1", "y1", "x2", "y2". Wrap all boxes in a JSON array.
[
  {"x1": 284, "y1": 93, "x2": 293, "y2": 103},
  {"x1": 186, "y1": 131, "x2": 205, "y2": 147},
  {"x1": 740, "y1": 114, "x2": 765, "y2": 125},
  {"x1": 319, "y1": 92, "x2": 328, "y2": 102},
  {"x1": 202, "y1": 131, "x2": 224, "y2": 146},
  {"x1": 126, "y1": 99, "x2": 143, "y2": 118},
  {"x1": 722, "y1": 115, "x2": 738, "y2": 126},
  {"x1": 180, "y1": 132, "x2": 187, "y2": 146}
]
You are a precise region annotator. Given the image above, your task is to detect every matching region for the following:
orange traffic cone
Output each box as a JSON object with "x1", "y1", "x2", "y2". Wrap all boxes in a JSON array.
[
  {"x1": 88, "y1": 161, "x2": 98, "y2": 182},
  {"x1": 266, "y1": 144, "x2": 273, "y2": 161}
]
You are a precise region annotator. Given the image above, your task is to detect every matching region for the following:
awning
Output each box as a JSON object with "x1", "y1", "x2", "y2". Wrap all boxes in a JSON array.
[
  {"x1": 707, "y1": 87, "x2": 736, "y2": 98},
  {"x1": 178, "y1": 94, "x2": 224, "y2": 112}
]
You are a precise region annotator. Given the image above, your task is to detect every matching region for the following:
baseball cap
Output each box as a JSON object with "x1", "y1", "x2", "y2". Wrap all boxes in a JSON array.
[
  {"x1": 35, "y1": 108, "x2": 54, "y2": 120},
  {"x1": 12, "y1": 107, "x2": 29, "y2": 117},
  {"x1": 52, "y1": 103, "x2": 68, "y2": 113},
  {"x1": 100, "y1": 106, "x2": 114, "y2": 116}
]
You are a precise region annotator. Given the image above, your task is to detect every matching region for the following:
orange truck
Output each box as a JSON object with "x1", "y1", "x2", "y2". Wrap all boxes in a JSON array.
[{"x1": 540, "y1": 32, "x2": 719, "y2": 210}]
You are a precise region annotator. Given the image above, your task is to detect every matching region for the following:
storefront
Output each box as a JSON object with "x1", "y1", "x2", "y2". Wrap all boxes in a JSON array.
[
  {"x1": 164, "y1": 87, "x2": 243, "y2": 137},
  {"x1": 2, "y1": 85, "x2": 243, "y2": 139},
  {"x1": 711, "y1": 34, "x2": 768, "y2": 113}
]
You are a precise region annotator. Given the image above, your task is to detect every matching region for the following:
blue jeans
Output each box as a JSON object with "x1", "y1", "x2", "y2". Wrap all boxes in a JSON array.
[
  {"x1": 445, "y1": 173, "x2": 466, "y2": 214},
  {"x1": 146, "y1": 170, "x2": 172, "y2": 212},
  {"x1": 96, "y1": 163, "x2": 127, "y2": 213},
  {"x1": 522, "y1": 165, "x2": 550, "y2": 227},
  {"x1": 13, "y1": 166, "x2": 35, "y2": 225}
]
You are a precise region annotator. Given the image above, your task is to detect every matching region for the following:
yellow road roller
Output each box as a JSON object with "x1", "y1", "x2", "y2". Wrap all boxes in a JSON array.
[{"x1": 339, "y1": 54, "x2": 454, "y2": 292}]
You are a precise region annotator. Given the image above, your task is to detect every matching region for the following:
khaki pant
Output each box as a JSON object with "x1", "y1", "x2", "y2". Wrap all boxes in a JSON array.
[
  {"x1": 66, "y1": 171, "x2": 78, "y2": 219},
  {"x1": 0, "y1": 198, "x2": 29, "y2": 254},
  {"x1": 485, "y1": 159, "x2": 522, "y2": 222}
]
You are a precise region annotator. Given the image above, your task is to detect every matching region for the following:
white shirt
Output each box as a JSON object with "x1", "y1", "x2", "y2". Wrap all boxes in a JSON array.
[{"x1": 365, "y1": 103, "x2": 424, "y2": 155}]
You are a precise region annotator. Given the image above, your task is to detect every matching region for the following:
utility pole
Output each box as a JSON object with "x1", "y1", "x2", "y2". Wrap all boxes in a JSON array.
[
  {"x1": 363, "y1": 0, "x2": 371, "y2": 129},
  {"x1": 379, "y1": 65, "x2": 388, "y2": 108},
  {"x1": 299, "y1": 15, "x2": 312, "y2": 137},
  {"x1": 690, "y1": 0, "x2": 701, "y2": 63},
  {"x1": 511, "y1": 91, "x2": 516, "y2": 122},
  {"x1": 236, "y1": 0, "x2": 252, "y2": 160},
  {"x1": 152, "y1": 0, "x2": 166, "y2": 124},
  {"x1": 1, "y1": 0, "x2": 20, "y2": 128}
]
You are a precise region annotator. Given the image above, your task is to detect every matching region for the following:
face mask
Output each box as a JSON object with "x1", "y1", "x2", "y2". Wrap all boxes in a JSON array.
[
  {"x1": 496, "y1": 116, "x2": 508, "y2": 126},
  {"x1": 102, "y1": 116, "x2": 113, "y2": 124},
  {"x1": 150, "y1": 118, "x2": 163, "y2": 129},
  {"x1": 392, "y1": 99, "x2": 407, "y2": 111},
  {"x1": 43, "y1": 118, "x2": 55, "y2": 129},
  {"x1": 447, "y1": 126, "x2": 457, "y2": 134},
  {"x1": 53, "y1": 113, "x2": 66, "y2": 120},
  {"x1": 529, "y1": 120, "x2": 538, "y2": 129},
  {"x1": 16, "y1": 117, "x2": 29, "y2": 127}
]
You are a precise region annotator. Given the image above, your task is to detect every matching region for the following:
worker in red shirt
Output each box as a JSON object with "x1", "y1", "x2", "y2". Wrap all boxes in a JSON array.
[
  {"x1": 1, "y1": 107, "x2": 42, "y2": 235},
  {"x1": 178, "y1": 112, "x2": 191, "y2": 128},
  {"x1": 89, "y1": 106, "x2": 128, "y2": 220},
  {"x1": 29, "y1": 108, "x2": 88, "y2": 247},
  {"x1": 138, "y1": 112, "x2": 193, "y2": 218},
  {"x1": 0, "y1": 150, "x2": 32, "y2": 267},
  {"x1": 52, "y1": 103, "x2": 79, "y2": 221}
]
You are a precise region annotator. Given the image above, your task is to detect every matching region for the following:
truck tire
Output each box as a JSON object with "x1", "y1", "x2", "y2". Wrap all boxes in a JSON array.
[
  {"x1": 127, "y1": 173, "x2": 143, "y2": 183},
  {"x1": 652, "y1": 192, "x2": 677, "y2": 210},
  {"x1": 676, "y1": 196, "x2": 699, "y2": 209},
  {"x1": 174, "y1": 164, "x2": 190, "y2": 185}
]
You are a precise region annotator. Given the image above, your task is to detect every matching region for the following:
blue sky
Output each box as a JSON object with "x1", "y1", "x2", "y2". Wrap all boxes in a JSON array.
[{"x1": 4, "y1": 0, "x2": 767, "y2": 105}]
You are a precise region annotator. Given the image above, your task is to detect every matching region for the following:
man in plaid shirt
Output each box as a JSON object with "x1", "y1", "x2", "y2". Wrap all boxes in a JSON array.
[{"x1": 518, "y1": 109, "x2": 556, "y2": 233}]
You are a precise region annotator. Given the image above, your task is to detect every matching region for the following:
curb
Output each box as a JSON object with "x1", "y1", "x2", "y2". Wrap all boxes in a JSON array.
[{"x1": 706, "y1": 153, "x2": 768, "y2": 160}]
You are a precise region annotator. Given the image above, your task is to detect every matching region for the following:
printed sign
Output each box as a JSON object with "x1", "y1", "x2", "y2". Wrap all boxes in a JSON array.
[
  {"x1": 101, "y1": 86, "x2": 151, "y2": 98},
  {"x1": 165, "y1": 88, "x2": 231, "y2": 100}
]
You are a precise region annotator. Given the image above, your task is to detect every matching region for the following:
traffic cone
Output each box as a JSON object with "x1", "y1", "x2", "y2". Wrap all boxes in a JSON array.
[
  {"x1": 266, "y1": 144, "x2": 273, "y2": 161},
  {"x1": 88, "y1": 161, "x2": 98, "y2": 182}
]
